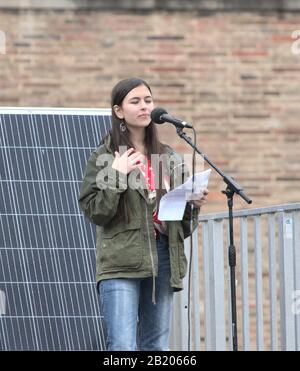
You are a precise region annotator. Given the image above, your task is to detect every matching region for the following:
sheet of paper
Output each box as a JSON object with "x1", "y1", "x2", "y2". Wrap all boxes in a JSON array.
[{"x1": 158, "y1": 169, "x2": 211, "y2": 221}]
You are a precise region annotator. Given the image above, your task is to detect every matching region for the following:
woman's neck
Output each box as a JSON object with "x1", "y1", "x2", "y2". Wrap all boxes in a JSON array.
[{"x1": 129, "y1": 128, "x2": 146, "y2": 154}]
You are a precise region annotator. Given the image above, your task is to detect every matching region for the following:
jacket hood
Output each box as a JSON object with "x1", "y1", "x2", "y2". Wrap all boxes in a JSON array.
[{"x1": 101, "y1": 131, "x2": 114, "y2": 154}]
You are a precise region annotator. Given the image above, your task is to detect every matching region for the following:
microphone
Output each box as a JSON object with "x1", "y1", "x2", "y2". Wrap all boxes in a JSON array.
[{"x1": 151, "y1": 107, "x2": 193, "y2": 129}]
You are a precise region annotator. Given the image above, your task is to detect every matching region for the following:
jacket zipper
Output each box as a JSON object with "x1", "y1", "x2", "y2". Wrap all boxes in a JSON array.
[{"x1": 145, "y1": 200, "x2": 156, "y2": 304}]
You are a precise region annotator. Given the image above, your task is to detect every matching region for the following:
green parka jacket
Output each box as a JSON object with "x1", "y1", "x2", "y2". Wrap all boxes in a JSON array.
[{"x1": 78, "y1": 133, "x2": 199, "y2": 292}]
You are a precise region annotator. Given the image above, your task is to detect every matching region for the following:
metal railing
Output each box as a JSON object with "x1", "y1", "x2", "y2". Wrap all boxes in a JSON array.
[{"x1": 171, "y1": 203, "x2": 300, "y2": 351}]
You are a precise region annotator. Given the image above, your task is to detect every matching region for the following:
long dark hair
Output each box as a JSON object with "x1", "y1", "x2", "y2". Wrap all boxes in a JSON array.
[{"x1": 108, "y1": 77, "x2": 166, "y2": 222}]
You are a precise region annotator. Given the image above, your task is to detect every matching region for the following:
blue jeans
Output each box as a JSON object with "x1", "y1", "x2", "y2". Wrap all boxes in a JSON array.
[{"x1": 99, "y1": 233, "x2": 174, "y2": 351}]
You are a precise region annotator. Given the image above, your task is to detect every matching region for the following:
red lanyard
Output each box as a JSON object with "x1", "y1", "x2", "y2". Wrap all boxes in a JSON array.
[{"x1": 140, "y1": 158, "x2": 155, "y2": 191}]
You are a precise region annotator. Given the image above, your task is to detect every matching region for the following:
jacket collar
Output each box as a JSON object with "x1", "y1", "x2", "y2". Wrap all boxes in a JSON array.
[
  {"x1": 101, "y1": 132, "x2": 184, "y2": 200},
  {"x1": 102, "y1": 132, "x2": 114, "y2": 154}
]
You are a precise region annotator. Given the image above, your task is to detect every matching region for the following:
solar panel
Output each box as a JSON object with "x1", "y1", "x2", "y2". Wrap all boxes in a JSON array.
[{"x1": 0, "y1": 108, "x2": 111, "y2": 350}]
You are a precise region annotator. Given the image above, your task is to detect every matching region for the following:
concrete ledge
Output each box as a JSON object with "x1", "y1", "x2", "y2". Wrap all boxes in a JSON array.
[{"x1": 0, "y1": 0, "x2": 300, "y2": 11}]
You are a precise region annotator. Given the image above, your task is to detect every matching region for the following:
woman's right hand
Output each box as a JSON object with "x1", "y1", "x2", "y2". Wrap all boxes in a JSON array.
[{"x1": 112, "y1": 148, "x2": 144, "y2": 175}]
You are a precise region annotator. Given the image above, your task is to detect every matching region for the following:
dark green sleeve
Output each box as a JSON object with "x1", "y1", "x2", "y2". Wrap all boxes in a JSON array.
[
  {"x1": 78, "y1": 149, "x2": 127, "y2": 226},
  {"x1": 177, "y1": 157, "x2": 200, "y2": 238},
  {"x1": 181, "y1": 202, "x2": 199, "y2": 239}
]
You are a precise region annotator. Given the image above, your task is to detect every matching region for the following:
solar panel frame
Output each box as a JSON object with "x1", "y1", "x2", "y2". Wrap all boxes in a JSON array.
[{"x1": 0, "y1": 107, "x2": 111, "y2": 350}]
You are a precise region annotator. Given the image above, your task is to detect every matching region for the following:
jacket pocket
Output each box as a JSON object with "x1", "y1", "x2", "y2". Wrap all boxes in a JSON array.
[{"x1": 97, "y1": 219, "x2": 142, "y2": 272}]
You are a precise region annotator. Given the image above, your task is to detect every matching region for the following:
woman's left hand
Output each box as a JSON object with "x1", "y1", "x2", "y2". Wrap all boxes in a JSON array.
[{"x1": 190, "y1": 188, "x2": 209, "y2": 209}]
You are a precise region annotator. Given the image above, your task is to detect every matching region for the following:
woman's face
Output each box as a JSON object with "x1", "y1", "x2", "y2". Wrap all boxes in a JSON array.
[{"x1": 114, "y1": 84, "x2": 154, "y2": 130}]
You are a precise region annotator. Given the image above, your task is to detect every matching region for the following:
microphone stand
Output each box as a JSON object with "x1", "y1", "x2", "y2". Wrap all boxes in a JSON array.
[{"x1": 176, "y1": 127, "x2": 252, "y2": 351}]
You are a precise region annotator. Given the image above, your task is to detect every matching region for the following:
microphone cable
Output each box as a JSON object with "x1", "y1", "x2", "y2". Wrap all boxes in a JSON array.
[{"x1": 187, "y1": 126, "x2": 197, "y2": 351}]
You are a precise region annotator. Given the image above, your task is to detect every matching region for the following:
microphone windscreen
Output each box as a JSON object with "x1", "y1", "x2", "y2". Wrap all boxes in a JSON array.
[{"x1": 150, "y1": 107, "x2": 168, "y2": 124}]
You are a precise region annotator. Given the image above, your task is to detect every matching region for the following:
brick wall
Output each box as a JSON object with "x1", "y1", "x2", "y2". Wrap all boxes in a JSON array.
[{"x1": 0, "y1": 5, "x2": 299, "y2": 214}]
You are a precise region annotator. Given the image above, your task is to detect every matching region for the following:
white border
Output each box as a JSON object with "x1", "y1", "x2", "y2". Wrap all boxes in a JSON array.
[{"x1": 0, "y1": 107, "x2": 112, "y2": 116}]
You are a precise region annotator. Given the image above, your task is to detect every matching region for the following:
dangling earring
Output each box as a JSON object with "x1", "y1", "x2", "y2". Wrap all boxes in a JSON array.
[{"x1": 120, "y1": 121, "x2": 127, "y2": 132}]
